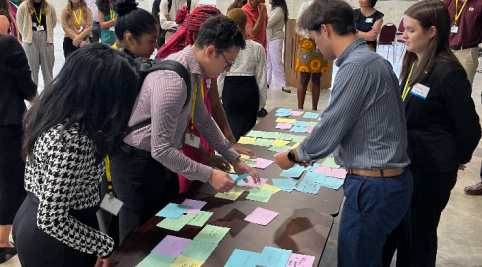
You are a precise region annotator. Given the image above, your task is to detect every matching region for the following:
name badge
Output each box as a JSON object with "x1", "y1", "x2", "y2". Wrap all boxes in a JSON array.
[
  {"x1": 451, "y1": 26, "x2": 458, "y2": 33},
  {"x1": 469, "y1": 7, "x2": 474, "y2": 11},
  {"x1": 36, "y1": 25, "x2": 44, "y2": 31},
  {"x1": 365, "y1": 18, "x2": 373, "y2": 23},
  {"x1": 32, "y1": 22, "x2": 37, "y2": 27},
  {"x1": 79, "y1": 26, "x2": 83, "y2": 33},
  {"x1": 410, "y1": 83, "x2": 430, "y2": 99},
  {"x1": 109, "y1": 26, "x2": 115, "y2": 32},
  {"x1": 206, "y1": 79, "x2": 211, "y2": 90},
  {"x1": 100, "y1": 193, "x2": 123, "y2": 216},
  {"x1": 185, "y1": 133, "x2": 200, "y2": 148}
]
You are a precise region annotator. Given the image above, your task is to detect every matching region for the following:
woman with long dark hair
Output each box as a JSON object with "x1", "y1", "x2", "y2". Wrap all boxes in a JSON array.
[
  {"x1": 96, "y1": 0, "x2": 116, "y2": 45},
  {"x1": 12, "y1": 43, "x2": 140, "y2": 267},
  {"x1": 266, "y1": 0, "x2": 289, "y2": 93},
  {"x1": 354, "y1": 0, "x2": 383, "y2": 52},
  {"x1": 381, "y1": 1, "x2": 480, "y2": 266},
  {"x1": 61, "y1": 0, "x2": 92, "y2": 58}
]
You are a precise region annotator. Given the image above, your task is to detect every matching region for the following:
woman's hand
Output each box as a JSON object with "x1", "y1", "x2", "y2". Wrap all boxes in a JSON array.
[
  {"x1": 80, "y1": 41, "x2": 87, "y2": 47},
  {"x1": 94, "y1": 256, "x2": 113, "y2": 267},
  {"x1": 206, "y1": 154, "x2": 231, "y2": 172},
  {"x1": 73, "y1": 39, "x2": 79, "y2": 47},
  {"x1": 232, "y1": 143, "x2": 256, "y2": 158}
]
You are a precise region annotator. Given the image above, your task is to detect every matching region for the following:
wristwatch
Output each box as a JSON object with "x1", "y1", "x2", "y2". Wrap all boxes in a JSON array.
[{"x1": 287, "y1": 149, "x2": 302, "y2": 164}]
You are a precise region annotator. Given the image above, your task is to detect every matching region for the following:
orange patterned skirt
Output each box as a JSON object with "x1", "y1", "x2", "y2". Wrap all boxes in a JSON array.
[{"x1": 295, "y1": 37, "x2": 329, "y2": 73}]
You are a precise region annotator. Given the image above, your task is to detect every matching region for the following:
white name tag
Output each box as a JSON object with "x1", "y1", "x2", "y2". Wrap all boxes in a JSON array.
[
  {"x1": 109, "y1": 26, "x2": 115, "y2": 32},
  {"x1": 469, "y1": 7, "x2": 474, "y2": 11},
  {"x1": 79, "y1": 26, "x2": 83, "y2": 33},
  {"x1": 451, "y1": 26, "x2": 458, "y2": 33},
  {"x1": 365, "y1": 18, "x2": 373, "y2": 23},
  {"x1": 185, "y1": 133, "x2": 200, "y2": 148},
  {"x1": 100, "y1": 193, "x2": 123, "y2": 216},
  {"x1": 206, "y1": 79, "x2": 211, "y2": 90},
  {"x1": 36, "y1": 25, "x2": 44, "y2": 31},
  {"x1": 411, "y1": 83, "x2": 430, "y2": 99}
]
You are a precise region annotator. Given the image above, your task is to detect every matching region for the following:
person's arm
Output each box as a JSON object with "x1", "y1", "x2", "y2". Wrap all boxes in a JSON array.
[
  {"x1": 357, "y1": 17, "x2": 383, "y2": 42},
  {"x1": 36, "y1": 130, "x2": 114, "y2": 259},
  {"x1": 98, "y1": 10, "x2": 115, "y2": 29},
  {"x1": 441, "y1": 67, "x2": 481, "y2": 164},
  {"x1": 61, "y1": 8, "x2": 79, "y2": 40},
  {"x1": 50, "y1": 4, "x2": 57, "y2": 28},
  {"x1": 0, "y1": 15, "x2": 9, "y2": 34},
  {"x1": 16, "y1": 4, "x2": 25, "y2": 35},
  {"x1": 246, "y1": 4, "x2": 266, "y2": 38},
  {"x1": 77, "y1": 9, "x2": 93, "y2": 43},
  {"x1": 217, "y1": 71, "x2": 226, "y2": 99},
  {"x1": 159, "y1": 0, "x2": 177, "y2": 30},
  {"x1": 267, "y1": 7, "x2": 282, "y2": 29},
  {"x1": 10, "y1": 41, "x2": 37, "y2": 101},
  {"x1": 254, "y1": 44, "x2": 267, "y2": 110},
  {"x1": 208, "y1": 81, "x2": 256, "y2": 157}
]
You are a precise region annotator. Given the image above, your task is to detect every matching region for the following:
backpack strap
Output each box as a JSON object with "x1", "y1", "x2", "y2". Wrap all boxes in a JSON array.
[{"x1": 125, "y1": 60, "x2": 192, "y2": 136}]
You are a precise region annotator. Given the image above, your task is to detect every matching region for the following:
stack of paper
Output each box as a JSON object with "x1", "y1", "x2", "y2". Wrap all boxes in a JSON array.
[
  {"x1": 313, "y1": 167, "x2": 347, "y2": 179},
  {"x1": 244, "y1": 207, "x2": 279, "y2": 226},
  {"x1": 272, "y1": 179, "x2": 298, "y2": 192},
  {"x1": 255, "y1": 183, "x2": 282, "y2": 194},
  {"x1": 294, "y1": 121, "x2": 309, "y2": 127},
  {"x1": 151, "y1": 236, "x2": 192, "y2": 257},
  {"x1": 276, "y1": 108, "x2": 292, "y2": 117}
]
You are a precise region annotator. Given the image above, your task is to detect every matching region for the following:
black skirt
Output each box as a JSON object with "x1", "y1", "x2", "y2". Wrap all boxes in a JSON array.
[
  {"x1": 221, "y1": 76, "x2": 260, "y2": 141},
  {"x1": 63, "y1": 37, "x2": 79, "y2": 59}
]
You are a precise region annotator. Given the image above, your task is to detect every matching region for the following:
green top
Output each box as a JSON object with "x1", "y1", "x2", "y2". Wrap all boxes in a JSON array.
[{"x1": 95, "y1": 2, "x2": 117, "y2": 46}]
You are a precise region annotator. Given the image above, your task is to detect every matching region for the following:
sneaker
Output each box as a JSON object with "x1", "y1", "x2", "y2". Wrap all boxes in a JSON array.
[
  {"x1": 0, "y1": 246, "x2": 17, "y2": 264},
  {"x1": 257, "y1": 108, "x2": 268, "y2": 118},
  {"x1": 464, "y1": 182, "x2": 482, "y2": 195}
]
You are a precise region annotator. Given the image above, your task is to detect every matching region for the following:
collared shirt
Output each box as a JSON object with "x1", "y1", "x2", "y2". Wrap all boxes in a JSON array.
[
  {"x1": 296, "y1": 38, "x2": 410, "y2": 170},
  {"x1": 295, "y1": 0, "x2": 312, "y2": 39},
  {"x1": 159, "y1": 0, "x2": 199, "y2": 30},
  {"x1": 123, "y1": 46, "x2": 240, "y2": 182},
  {"x1": 242, "y1": 2, "x2": 268, "y2": 52},
  {"x1": 85, "y1": 0, "x2": 99, "y2": 22},
  {"x1": 444, "y1": 0, "x2": 482, "y2": 46}
]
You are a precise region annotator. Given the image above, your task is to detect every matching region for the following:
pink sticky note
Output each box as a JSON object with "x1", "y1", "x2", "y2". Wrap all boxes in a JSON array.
[
  {"x1": 329, "y1": 169, "x2": 347, "y2": 179},
  {"x1": 253, "y1": 158, "x2": 274, "y2": 169},
  {"x1": 306, "y1": 126, "x2": 314, "y2": 133},
  {"x1": 240, "y1": 177, "x2": 268, "y2": 188},
  {"x1": 151, "y1": 235, "x2": 192, "y2": 257},
  {"x1": 273, "y1": 150, "x2": 288, "y2": 157},
  {"x1": 290, "y1": 111, "x2": 304, "y2": 116},
  {"x1": 244, "y1": 207, "x2": 279, "y2": 226},
  {"x1": 181, "y1": 199, "x2": 207, "y2": 214},
  {"x1": 317, "y1": 117, "x2": 321, "y2": 121},
  {"x1": 285, "y1": 253, "x2": 316, "y2": 267},
  {"x1": 276, "y1": 123, "x2": 293, "y2": 130},
  {"x1": 313, "y1": 166, "x2": 332, "y2": 174}
]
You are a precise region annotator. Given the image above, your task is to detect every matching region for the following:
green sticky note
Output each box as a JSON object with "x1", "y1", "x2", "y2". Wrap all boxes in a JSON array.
[
  {"x1": 280, "y1": 146, "x2": 291, "y2": 151},
  {"x1": 254, "y1": 138, "x2": 274, "y2": 147},
  {"x1": 308, "y1": 121, "x2": 318, "y2": 127},
  {"x1": 180, "y1": 240, "x2": 218, "y2": 262},
  {"x1": 321, "y1": 157, "x2": 340, "y2": 168},
  {"x1": 246, "y1": 130, "x2": 266, "y2": 138},
  {"x1": 268, "y1": 146, "x2": 282, "y2": 152},
  {"x1": 187, "y1": 211, "x2": 213, "y2": 227},
  {"x1": 245, "y1": 158, "x2": 256, "y2": 167},
  {"x1": 278, "y1": 133, "x2": 295, "y2": 141},
  {"x1": 136, "y1": 253, "x2": 176, "y2": 267},
  {"x1": 292, "y1": 135, "x2": 307, "y2": 143},
  {"x1": 157, "y1": 214, "x2": 195, "y2": 231},
  {"x1": 246, "y1": 188, "x2": 274, "y2": 203},
  {"x1": 193, "y1": 225, "x2": 230, "y2": 244},
  {"x1": 263, "y1": 132, "x2": 280, "y2": 139}
]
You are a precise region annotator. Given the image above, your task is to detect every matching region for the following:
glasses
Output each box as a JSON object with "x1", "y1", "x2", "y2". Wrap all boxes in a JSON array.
[{"x1": 220, "y1": 51, "x2": 235, "y2": 70}]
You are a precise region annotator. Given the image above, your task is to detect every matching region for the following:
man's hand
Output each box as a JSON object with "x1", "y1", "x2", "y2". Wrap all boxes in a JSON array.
[
  {"x1": 208, "y1": 169, "x2": 235, "y2": 193},
  {"x1": 206, "y1": 154, "x2": 231, "y2": 172},
  {"x1": 258, "y1": 4, "x2": 266, "y2": 18},
  {"x1": 232, "y1": 158, "x2": 260, "y2": 184},
  {"x1": 232, "y1": 143, "x2": 256, "y2": 158},
  {"x1": 275, "y1": 151, "x2": 295, "y2": 170}
]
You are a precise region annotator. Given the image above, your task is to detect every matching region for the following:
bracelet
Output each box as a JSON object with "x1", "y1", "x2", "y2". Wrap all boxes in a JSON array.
[{"x1": 230, "y1": 141, "x2": 237, "y2": 146}]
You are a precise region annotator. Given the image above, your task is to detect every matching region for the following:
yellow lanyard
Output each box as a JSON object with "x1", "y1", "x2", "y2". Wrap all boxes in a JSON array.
[
  {"x1": 110, "y1": 8, "x2": 115, "y2": 20},
  {"x1": 402, "y1": 61, "x2": 417, "y2": 101},
  {"x1": 73, "y1": 9, "x2": 81, "y2": 26},
  {"x1": 33, "y1": 9, "x2": 41, "y2": 24},
  {"x1": 454, "y1": 0, "x2": 468, "y2": 25},
  {"x1": 189, "y1": 77, "x2": 206, "y2": 130}
]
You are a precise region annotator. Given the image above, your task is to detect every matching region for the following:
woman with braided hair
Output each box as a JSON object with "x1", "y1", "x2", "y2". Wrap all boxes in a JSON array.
[{"x1": 156, "y1": 5, "x2": 256, "y2": 193}]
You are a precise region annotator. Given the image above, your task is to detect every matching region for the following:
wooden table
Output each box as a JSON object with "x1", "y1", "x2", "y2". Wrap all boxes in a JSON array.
[{"x1": 113, "y1": 108, "x2": 345, "y2": 266}]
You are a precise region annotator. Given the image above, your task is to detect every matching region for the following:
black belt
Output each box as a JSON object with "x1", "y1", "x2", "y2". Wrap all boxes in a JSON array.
[
  {"x1": 450, "y1": 44, "x2": 478, "y2": 50},
  {"x1": 119, "y1": 142, "x2": 152, "y2": 159}
]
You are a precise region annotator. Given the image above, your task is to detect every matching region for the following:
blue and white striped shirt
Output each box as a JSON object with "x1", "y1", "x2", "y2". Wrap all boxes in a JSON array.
[{"x1": 296, "y1": 38, "x2": 410, "y2": 170}]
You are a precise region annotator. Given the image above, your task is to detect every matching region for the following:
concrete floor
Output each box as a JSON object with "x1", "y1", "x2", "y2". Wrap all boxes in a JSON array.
[{"x1": 2, "y1": 26, "x2": 481, "y2": 266}]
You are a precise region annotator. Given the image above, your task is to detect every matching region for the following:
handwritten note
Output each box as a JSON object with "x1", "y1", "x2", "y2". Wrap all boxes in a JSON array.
[
  {"x1": 290, "y1": 111, "x2": 304, "y2": 116},
  {"x1": 255, "y1": 138, "x2": 275, "y2": 147},
  {"x1": 187, "y1": 211, "x2": 213, "y2": 227},
  {"x1": 253, "y1": 158, "x2": 274, "y2": 169},
  {"x1": 272, "y1": 179, "x2": 298, "y2": 192},
  {"x1": 244, "y1": 207, "x2": 279, "y2": 226},
  {"x1": 136, "y1": 253, "x2": 176, "y2": 267},
  {"x1": 246, "y1": 130, "x2": 266, "y2": 138},
  {"x1": 328, "y1": 168, "x2": 347, "y2": 179},
  {"x1": 156, "y1": 203, "x2": 190, "y2": 219},
  {"x1": 321, "y1": 176, "x2": 345, "y2": 190},
  {"x1": 215, "y1": 188, "x2": 244, "y2": 201},
  {"x1": 255, "y1": 183, "x2": 282, "y2": 194},
  {"x1": 181, "y1": 199, "x2": 207, "y2": 215},
  {"x1": 276, "y1": 123, "x2": 293, "y2": 130},
  {"x1": 180, "y1": 240, "x2": 217, "y2": 262},
  {"x1": 303, "y1": 112, "x2": 320, "y2": 119},
  {"x1": 280, "y1": 165, "x2": 306, "y2": 178},
  {"x1": 169, "y1": 255, "x2": 204, "y2": 267},
  {"x1": 302, "y1": 172, "x2": 327, "y2": 184},
  {"x1": 257, "y1": 246, "x2": 292, "y2": 267},
  {"x1": 296, "y1": 180, "x2": 323, "y2": 194},
  {"x1": 238, "y1": 177, "x2": 268, "y2": 188},
  {"x1": 305, "y1": 163, "x2": 320, "y2": 172},
  {"x1": 238, "y1": 137, "x2": 257, "y2": 144},
  {"x1": 294, "y1": 121, "x2": 309, "y2": 127},
  {"x1": 278, "y1": 133, "x2": 295, "y2": 141},
  {"x1": 313, "y1": 166, "x2": 332, "y2": 174},
  {"x1": 151, "y1": 235, "x2": 192, "y2": 257},
  {"x1": 277, "y1": 108, "x2": 292, "y2": 113},
  {"x1": 320, "y1": 157, "x2": 340, "y2": 168},
  {"x1": 292, "y1": 136, "x2": 307, "y2": 143},
  {"x1": 276, "y1": 112, "x2": 291, "y2": 117},
  {"x1": 193, "y1": 225, "x2": 230, "y2": 244},
  {"x1": 290, "y1": 126, "x2": 307, "y2": 133},
  {"x1": 271, "y1": 140, "x2": 291, "y2": 148},
  {"x1": 276, "y1": 118, "x2": 296, "y2": 124},
  {"x1": 157, "y1": 214, "x2": 195, "y2": 231},
  {"x1": 285, "y1": 253, "x2": 316, "y2": 267},
  {"x1": 246, "y1": 188, "x2": 274, "y2": 203},
  {"x1": 225, "y1": 249, "x2": 260, "y2": 267},
  {"x1": 263, "y1": 132, "x2": 280, "y2": 139}
]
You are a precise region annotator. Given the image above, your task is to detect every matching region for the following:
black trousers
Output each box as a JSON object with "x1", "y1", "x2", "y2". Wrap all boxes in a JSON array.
[
  {"x1": 13, "y1": 193, "x2": 98, "y2": 267},
  {"x1": 110, "y1": 146, "x2": 179, "y2": 244},
  {"x1": 0, "y1": 125, "x2": 26, "y2": 225},
  {"x1": 63, "y1": 37, "x2": 79, "y2": 59},
  {"x1": 381, "y1": 169, "x2": 457, "y2": 267},
  {"x1": 222, "y1": 76, "x2": 260, "y2": 141}
]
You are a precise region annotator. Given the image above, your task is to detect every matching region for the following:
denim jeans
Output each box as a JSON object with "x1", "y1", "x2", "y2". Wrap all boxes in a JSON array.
[{"x1": 338, "y1": 168, "x2": 413, "y2": 267}]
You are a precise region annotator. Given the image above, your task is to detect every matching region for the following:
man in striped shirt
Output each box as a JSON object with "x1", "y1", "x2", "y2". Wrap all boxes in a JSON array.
[
  {"x1": 275, "y1": 0, "x2": 413, "y2": 265},
  {"x1": 242, "y1": 0, "x2": 268, "y2": 52}
]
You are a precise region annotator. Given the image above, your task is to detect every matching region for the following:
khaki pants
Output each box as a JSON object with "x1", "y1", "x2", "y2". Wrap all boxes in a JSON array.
[{"x1": 452, "y1": 47, "x2": 478, "y2": 87}]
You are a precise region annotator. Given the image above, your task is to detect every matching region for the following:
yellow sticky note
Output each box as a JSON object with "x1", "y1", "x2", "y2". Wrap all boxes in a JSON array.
[
  {"x1": 240, "y1": 154, "x2": 250, "y2": 161},
  {"x1": 283, "y1": 119, "x2": 296, "y2": 124},
  {"x1": 238, "y1": 137, "x2": 256, "y2": 145},
  {"x1": 169, "y1": 255, "x2": 204, "y2": 267},
  {"x1": 290, "y1": 143, "x2": 300, "y2": 149},
  {"x1": 271, "y1": 139, "x2": 291, "y2": 148},
  {"x1": 215, "y1": 188, "x2": 245, "y2": 201},
  {"x1": 275, "y1": 118, "x2": 286, "y2": 123},
  {"x1": 228, "y1": 164, "x2": 235, "y2": 174},
  {"x1": 251, "y1": 183, "x2": 282, "y2": 194}
]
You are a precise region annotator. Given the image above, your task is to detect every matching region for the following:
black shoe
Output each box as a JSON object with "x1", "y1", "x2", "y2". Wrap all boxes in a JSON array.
[
  {"x1": 282, "y1": 87, "x2": 291, "y2": 93},
  {"x1": 257, "y1": 108, "x2": 268, "y2": 118},
  {"x1": 0, "y1": 246, "x2": 17, "y2": 263}
]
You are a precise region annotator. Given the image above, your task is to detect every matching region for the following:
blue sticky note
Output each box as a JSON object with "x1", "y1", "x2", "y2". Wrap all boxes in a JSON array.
[
  {"x1": 322, "y1": 177, "x2": 345, "y2": 190},
  {"x1": 233, "y1": 173, "x2": 253, "y2": 183},
  {"x1": 272, "y1": 179, "x2": 297, "y2": 192},
  {"x1": 156, "y1": 203, "x2": 190, "y2": 219},
  {"x1": 290, "y1": 126, "x2": 308, "y2": 133},
  {"x1": 296, "y1": 180, "x2": 323, "y2": 194},
  {"x1": 303, "y1": 112, "x2": 320, "y2": 119},
  {"x1": 257, "y1": 246, "x2": 292, "y2": 267},
  {"x1": 306, "y1": 163, "x2": 320, "y2": 172},
  {"x1": 275, "y1": 112, "x2": 291, "y2": 117},
  {"x1": 303, "y1": 172, "x2": 327, "y2": 183},
  {"x1": 293, "y1": 121, "x2": 309, "y2": 127},
  {"x1": 225, "y1": 249, "x2": 260, "y2": 267},
  {"x1": 277, "y1": 108, "x2": 292, "y2": 114},
  {"x1": 280, "y1": 165, "x2": 305, "y2": 178}
]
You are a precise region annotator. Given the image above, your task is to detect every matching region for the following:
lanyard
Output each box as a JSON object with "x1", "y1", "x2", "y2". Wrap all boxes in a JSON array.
[
  {"x1": 402, "y1": 61, "x2": 416, "y2": 101},
  {"x1": 33, "y1": 9, "x2": 41, "y2": 24},
  {"x1": 73, "y1": 9, "x2": 81, "y2": 26},
  {"x1": 454, "y1": 0, "x2": 468, "y2": 25},
  {"x1": 110, "y1": 8, "x2": 115, "y2": 20},
  {"x1": 104, "y1": 156, "x2": 113, "y2": 191}
]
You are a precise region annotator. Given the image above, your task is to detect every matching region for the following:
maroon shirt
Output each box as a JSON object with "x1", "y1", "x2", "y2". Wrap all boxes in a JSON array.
[{"x1": 444, "y1": 0, "x2": 482, "y2": 46}]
